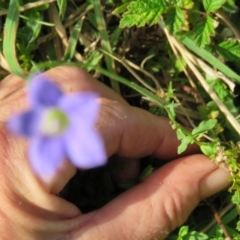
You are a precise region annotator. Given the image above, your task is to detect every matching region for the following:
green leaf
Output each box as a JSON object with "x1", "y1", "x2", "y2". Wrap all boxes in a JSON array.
[
  {"x1": 199, "y1": 142, "x2": 217, "y2": 158},
  {"x1": 20, "y1": 10, "x2": 43, "y2": 43},
  {"x1": 166, "y1": 7, "x2": 185, "y2": 33},
  {"x1": 176, "y1": 128, "x2": 185, "y2": 140},
  {"x1": 84, "y1": 51, "x2": 103, "y2": 71},
  {"x1": 166, "y1": 81, "x2": 175, "y2": 101},
  {"x1": 186, "y1": 231, "x2": 209, "y2": 239},
  {"x1": 207, "y1": 78, "x2": 229, "y2": 101},
  {"x1": 139, "y1": 165, "x2": 154, "y2": 182},
  {"x1": 178, "y1": 135, "x2": 193, "y2": 154},
  {"x1": 231, "y1": 190, "x2": 240, "y2": 205},
  {"x1": 203, "y1": 0, "x2": 226, "y2": 12},
  {"x1": 190, "y1": 16, "x2": 214, "y2": 47},
  {"x1": 120, "y1": 0, "x2": 168, "y2": 27},
  {"x1": 165, "y1": 102, "x2": 180, "y2": 120},
  {"x1": 192, "y1": 119, "x2": 217, "y2": 136},
  {"x1": 237, "y1": 220, "x2": 240, "y2": 232},
  {"x1": 177, "y1": 226, "x2": 189, "y2": 239},
  {"x1": 217, "y1": 40, "x2": 240, "y2": 62}
]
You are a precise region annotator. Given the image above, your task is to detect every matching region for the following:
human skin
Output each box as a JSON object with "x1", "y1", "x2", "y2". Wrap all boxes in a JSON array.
[{"x1": 0, "y1": 66, "x2": 229, "y2": 240}]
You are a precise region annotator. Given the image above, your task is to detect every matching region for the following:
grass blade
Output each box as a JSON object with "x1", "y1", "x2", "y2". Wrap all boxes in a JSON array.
[
  {"x1": 181, "y1": 37, "x2": 240, "y2": 83},
  {"x1": 92, "y1": 0, "x2": 120, "y2": 93},
  {"x1": 3, "y1": 0, "x2": 25, "y2": 77},
  {"x1": 64, "y1": 19, "x2": 83, "y2": 61}
]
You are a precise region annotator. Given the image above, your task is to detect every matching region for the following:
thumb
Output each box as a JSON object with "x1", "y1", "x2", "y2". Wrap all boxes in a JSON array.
[{"x1": 70, "y1": 154, "x2": 229, "y2": 239}]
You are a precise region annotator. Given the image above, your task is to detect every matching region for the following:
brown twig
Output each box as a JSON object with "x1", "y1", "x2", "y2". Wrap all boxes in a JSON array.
[{"x1": 207, "y1": 199, "x2": 232, "y2": 240}]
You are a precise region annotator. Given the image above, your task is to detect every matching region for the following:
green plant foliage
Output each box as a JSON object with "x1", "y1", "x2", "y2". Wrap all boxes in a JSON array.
[
  {"x1": 3, "y1": 0, "x2": 25, "y2": 77},
  {"x1": 20, "y1": 12, "x2": 42, "y2": 43},
  {"x1": 217, "y1": 40, "x2": 240, "y2": 62},
  {"x1": 179, "y1": 0, "x2": 194, "y2": 9},
  {"x1": 176, "y1": 119, "x2": 217, "y2": 154},
  {"x1": 207, "y1": 78, "x2": 230, "y2": 101},
  {"x1": 203, "y1": 0, "x2": 227, "y2": 12},
  {"x1": 237, "y1": 220, "x2": 240, "y2": 232},
  {"x1": 199, "y1": 142, "x2": 217, "y2": 159},
  {"x1": 177, "y1": 134, "x2": 194, "y2": 154},
  {"x1": 165, "y1": 7, "x2": 185, "y2": 33},
  {"x1": 192, "y1": 119, "x2": 217, "y2": 136},
  {"x1": 119, "y1": 0, "x2": 168, "y2": 27},
  {"x1": 190, "y1": 16, "x2": 215, "y2": 47},
  {"x1": 177, "y1": 225, "x2": 189, "y2": 239},
  {"x1": 138, "y1": 165, "x2": 154, "y2": 182},
  {"x1": 57, "y1": 0, "x2": 67, "y2": 18}
]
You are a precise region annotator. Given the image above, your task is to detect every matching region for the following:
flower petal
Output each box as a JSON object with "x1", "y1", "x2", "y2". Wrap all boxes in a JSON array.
[
  {"x1": 59, "y1": 92, "x2": 100, "y2": 125},
  {"x1": 29, "y1": 136, "x2": 65, "y2": 177},
  {"x1": 64, "y1": 126, "x2": 106, "y2": 169},
  {"x1": 29, "y1": 75, "x2": 63, "y2": 107},
  {"x1": 7, "y1": 110, "x2": 41, "y2": 137}
]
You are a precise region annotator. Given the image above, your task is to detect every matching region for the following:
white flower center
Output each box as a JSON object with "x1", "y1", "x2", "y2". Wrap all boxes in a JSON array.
[{"x1": 41, "y1": 108, "x2": 69, "y2": 135}]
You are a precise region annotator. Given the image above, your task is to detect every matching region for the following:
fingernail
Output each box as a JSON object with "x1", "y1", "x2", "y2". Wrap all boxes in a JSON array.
[{"x1": 200, "y1": 167, "x2": 230, "y2": 199}]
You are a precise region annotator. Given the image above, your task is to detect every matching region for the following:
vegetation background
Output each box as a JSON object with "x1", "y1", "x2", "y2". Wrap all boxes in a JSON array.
[{"x1": 1, "y1": 0, "x2": 240, "y2": 239}]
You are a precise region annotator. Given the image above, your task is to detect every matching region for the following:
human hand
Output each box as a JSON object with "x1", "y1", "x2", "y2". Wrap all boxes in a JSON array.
[{"x1": 0, "y1": 66, "x2": 229, "y2": 240}]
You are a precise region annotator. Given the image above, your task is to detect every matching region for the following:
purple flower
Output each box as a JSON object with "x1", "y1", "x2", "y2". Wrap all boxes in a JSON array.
[{"x1": 7, "y1": 75, "x2": 107, "y2": 178}]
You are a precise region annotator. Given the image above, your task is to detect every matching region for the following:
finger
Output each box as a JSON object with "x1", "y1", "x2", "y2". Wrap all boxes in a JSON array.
[
  {"x1": 70, "y1": 154, "x2": 229, "y2": 239},
  {"x1": 97, "y1": 98, "x2": 197, "y2": 159},
  {"x1": 0, "y1": 74, "x2": 25, "y2": 101}
]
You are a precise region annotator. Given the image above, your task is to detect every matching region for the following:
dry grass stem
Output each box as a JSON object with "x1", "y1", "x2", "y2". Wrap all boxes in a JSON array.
[
  {"x1": 0, "y1": 0, "x2": 57, "y2": 16},
  {"x1": 165, "y1": 32, "x2": 240, "y2": 135}
]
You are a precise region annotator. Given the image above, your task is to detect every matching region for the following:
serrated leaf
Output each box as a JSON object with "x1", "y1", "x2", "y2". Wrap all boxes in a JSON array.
[
  {"x1": 178, "y1": 136, "x2": 193, "y2": 154},
  {"x1": 190, "y1": 16, "x2": 214, "y2": 47},
  {"x1": 203, "y1": 0, "x2": 226, "y2": 12},
  {"x1": 217, "y1": 40, "x2": 240, "y2": 61},
  {"x1": 192, "y1": 119, "x2": 217, "y2": 136},
  {"x1": 207, "y1": 78, "x2": 229, "y2": 101},
  {"x1": 120, "y1": 0, "x2": 168, "y2": 28},
  {"x1": 166, "y1": 7, "x2": 185, "y2": 33}
]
